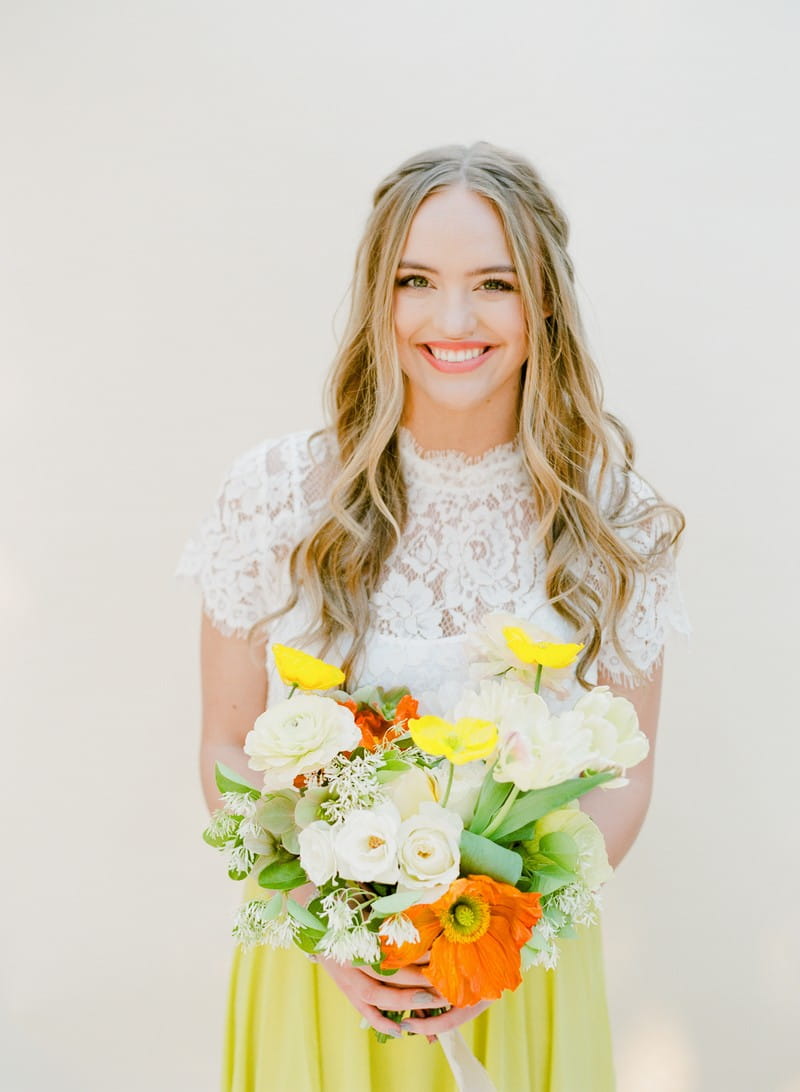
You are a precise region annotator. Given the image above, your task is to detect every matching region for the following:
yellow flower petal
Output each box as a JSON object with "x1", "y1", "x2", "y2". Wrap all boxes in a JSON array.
[
  {"x1": 502, "y1": 627, "x2": 584, "y2": 669},
  {"x1": 271, "y1": 644, "x2": 345, "y2": 691},
  {"x1": 409, "y1": 716, "x2": 498, "y2": 765}
]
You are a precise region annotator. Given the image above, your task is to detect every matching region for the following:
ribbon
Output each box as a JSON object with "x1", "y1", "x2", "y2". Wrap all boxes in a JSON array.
[{"x1": 437, "y1": 1030, "x2": 498, "y2": 1092}]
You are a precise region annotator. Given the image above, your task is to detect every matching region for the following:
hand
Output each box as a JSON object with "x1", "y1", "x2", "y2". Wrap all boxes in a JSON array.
[
  {"x1": 401, "y1": 997, "x2": 494, "y2": 1041},
  {"x1": 317, "y1": 958, "x2": 449, "y2": 1038}
]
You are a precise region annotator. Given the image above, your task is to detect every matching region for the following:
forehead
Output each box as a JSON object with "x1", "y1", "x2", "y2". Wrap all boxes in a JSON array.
[{"x1": 402, "y1": 186, "x2": 511, "y2": 263}]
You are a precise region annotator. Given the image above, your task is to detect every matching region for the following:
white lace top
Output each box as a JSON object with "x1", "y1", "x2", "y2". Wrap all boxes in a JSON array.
[{"x1": 175, "y1": 428, "x2": 689, "y2": 715}]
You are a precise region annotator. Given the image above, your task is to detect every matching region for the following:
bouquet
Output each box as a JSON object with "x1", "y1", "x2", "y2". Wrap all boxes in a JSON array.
[{"x1": 204, "y1": 615, "x2": 648, "y2": 1052}]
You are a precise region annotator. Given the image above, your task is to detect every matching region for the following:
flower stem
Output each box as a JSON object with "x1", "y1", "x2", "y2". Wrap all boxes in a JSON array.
[
  {"x1": 481, "y1": 785, "x2": 520, "y2": 839},
  {"x1": 288, "y1": 683, "x2": 298, "y2": 699},
  {"x1": 441, "y1": 761, "x2": 455, "y2": 808},
  {"x1": 534, "y1": 664, "x2": 543, "y2": 694}
]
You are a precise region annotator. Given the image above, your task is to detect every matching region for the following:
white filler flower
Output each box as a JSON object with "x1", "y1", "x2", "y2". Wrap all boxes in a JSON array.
[
  {"x1": 245, "y1": 695, "x2": 360, "y2": 791},
  {"x1": 397, "y1": 802, "x2": 462, "y2": 889},
  {"x1": 333, "y1": 802, "x2": 402, "y2": 884}
]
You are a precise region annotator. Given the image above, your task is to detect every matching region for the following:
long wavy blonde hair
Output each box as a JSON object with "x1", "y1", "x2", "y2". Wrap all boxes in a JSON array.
[{"x1": 253, "y1": 142, "x2": 684, "y2": 687}]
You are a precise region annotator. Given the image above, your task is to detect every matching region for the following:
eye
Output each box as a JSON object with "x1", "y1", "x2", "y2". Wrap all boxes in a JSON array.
[
  {"x1": 396, "y1": 274, "x2": 431, "y2": 289},
  {"x1": 480, "y1": 278, "x2": 515, "y2": 292}
]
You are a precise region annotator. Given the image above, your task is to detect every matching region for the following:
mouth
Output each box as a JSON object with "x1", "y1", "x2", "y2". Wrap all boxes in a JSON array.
[{"x1": 418, "y1": 343, "x2": 496, "y2": 373}]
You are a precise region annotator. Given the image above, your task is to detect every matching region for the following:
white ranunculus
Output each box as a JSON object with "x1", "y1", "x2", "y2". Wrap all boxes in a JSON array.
[
  {"x1": 574, "y1": 686, "x2": 649, "y2": 773},
  {"x1": 493, "y1": 708, "x2": 595, "y2": 791},
  {"x1": 397, "y1": 802, "x2": 462, "y2": 889},
  {"x1": 297, "y1": 820, "x2": 338, "y2": 887},
  {"x1": 384, "y1": 766, "x2": 439, "y2": 820},
  {"x1": 245, "y1": 695, "x2": 360, "y2": 791},
  {"x1": 432, "y1": 759, "x2": 486, "y2": 824},
  {"x1": 333, "y1": 803, "x2": 401, "y2": 884}
]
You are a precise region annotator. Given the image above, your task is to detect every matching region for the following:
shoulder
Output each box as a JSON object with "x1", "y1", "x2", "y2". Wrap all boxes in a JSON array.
[{"x1": 222, "y1": 427, "x2": 339, "y2": 521}]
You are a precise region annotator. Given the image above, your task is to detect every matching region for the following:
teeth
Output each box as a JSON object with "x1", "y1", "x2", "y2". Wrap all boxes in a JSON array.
[{"x1": 428, "y1": 346, "x2": 487, "y2": 362}]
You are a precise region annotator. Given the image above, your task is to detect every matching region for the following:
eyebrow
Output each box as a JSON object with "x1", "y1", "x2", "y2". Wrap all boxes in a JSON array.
[{"x1": 397, "y1": 261, "x2": 517, "y2": 276}]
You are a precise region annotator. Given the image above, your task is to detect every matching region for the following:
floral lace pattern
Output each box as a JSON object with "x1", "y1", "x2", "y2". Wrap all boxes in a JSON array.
[{"x1": 176, "y1": 428, "x2": 689, "y2": 713}]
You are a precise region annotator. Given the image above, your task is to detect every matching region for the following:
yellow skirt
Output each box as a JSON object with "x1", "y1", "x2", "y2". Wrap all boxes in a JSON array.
[{"x1": 222, "y1": 890, "x2": 615, "y2": 1091}]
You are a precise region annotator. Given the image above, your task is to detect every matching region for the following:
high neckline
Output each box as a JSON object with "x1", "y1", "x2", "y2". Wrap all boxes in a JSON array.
[{"x1": 397, "y1": 425, "x2": 525, "y2": 490}]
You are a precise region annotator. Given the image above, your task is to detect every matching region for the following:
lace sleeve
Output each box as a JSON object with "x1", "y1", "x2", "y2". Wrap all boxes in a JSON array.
[
  {"x1": 594, "y1": 468, "x2": 690, "y2": 686},
  {"x1": 174, "y1": 438, "x2": 301, "y2": 638}
]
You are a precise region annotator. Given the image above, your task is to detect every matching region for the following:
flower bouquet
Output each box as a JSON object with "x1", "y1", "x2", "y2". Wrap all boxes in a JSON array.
[{"x1": 204, "y1": 619, "x2": 648, "y2": 1073}]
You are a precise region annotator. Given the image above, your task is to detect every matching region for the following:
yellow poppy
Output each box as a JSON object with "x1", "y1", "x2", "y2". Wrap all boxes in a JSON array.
[
  {"x1": 409, "y1": 716, "x2": 498, "y2": 765},
  {"x1": 272, "y1": 644, "x2": 345, "y2": 691},
  {"x1": 502, "y1": 627, "x2": 584, "y2": 669}
]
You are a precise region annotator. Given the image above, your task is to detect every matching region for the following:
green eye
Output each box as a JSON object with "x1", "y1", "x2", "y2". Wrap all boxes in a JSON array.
[
  {"x1": 397, "y1": 274, "x2": 430, "y2": 289},
  {"x1": 482, "y1": 279, "x2": 514, "y2": 292}
]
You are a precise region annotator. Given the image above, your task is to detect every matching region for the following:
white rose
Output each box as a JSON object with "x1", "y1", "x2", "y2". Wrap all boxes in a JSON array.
[
  {"x1": 433, "y1": 760, "x2": 486, "y2": 824},
  {"x1": 297, "y1": 820, "x2": 338, "y2": 887},
  {"x1": 494, "y1": 708, "x2": 595, "y2": 790},
  {"x1": 245, "y1": 694, "x2": 360, "y2": 791},
  {"x1": 574, "y1": 686, "x2": 649, "y2": 772},
  {"x1": 333, "y1": 803, "x2": 401, "y2": 883},
  {"x1": 397, "y1": 802, "x2": 462, "y2": 889},
  {"x1": 384, "y1": 766, "x2": 439, "y2": 820}
]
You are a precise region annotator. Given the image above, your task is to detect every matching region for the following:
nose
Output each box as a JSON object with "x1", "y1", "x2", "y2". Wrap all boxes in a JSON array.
[{"x1": 436, "y1": 287, "x2": 476, "y2": 338}]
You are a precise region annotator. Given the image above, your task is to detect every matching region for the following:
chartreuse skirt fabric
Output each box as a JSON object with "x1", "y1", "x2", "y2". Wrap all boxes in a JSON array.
[{"x1": 222, "y1": 882, "x2": 615, "y2": 1091}]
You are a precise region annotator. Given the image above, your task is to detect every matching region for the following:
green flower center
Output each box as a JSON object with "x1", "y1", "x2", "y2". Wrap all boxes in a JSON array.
[{"x1": 440, "y1": 896, "x2": 491, "y2": 944}]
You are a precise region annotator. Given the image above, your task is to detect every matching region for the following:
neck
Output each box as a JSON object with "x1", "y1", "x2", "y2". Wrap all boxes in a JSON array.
[{"x1": 400, "y1": 396, "x2": 519, "y2": 456}]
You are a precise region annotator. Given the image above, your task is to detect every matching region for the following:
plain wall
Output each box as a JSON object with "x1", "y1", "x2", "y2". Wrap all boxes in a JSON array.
[{"x1": 2, "y1": 1, "x2": 798, "y2": 1089}]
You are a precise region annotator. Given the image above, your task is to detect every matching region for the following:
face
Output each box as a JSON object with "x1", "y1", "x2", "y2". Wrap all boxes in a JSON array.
[{"x1": 393, "y1": 185, "x2": 528, "y2": 448}]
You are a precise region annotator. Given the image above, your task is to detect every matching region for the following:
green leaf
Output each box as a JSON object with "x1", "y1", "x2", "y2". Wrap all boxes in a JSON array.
[
  {"x1": 459, "y1": 830, "x2": 523, "y2": 887},
  {"x1": 369, "y1": 890, "x2": 427, "y2": 918},
  {"x1": 286, "y1": 898, "x2": 326, "y2": 931},
  {"x1": 214, "y1": 762, "x2": 261, "y2": 798},
  {"x1": 256, "y1": 792, "x2": 297, "y2": 835},
  {"x1": 258, "y1": 858, "x2": 308, "y2": 891},
  {"x1": 294, "y1": 926, "x2": 325, "y2": 953},
  {"x1": 258, "y1": 893, "x2": 285, "y2": 922},
  {"x1": 527, "y1": 864, "x2": 576, "y2": 895},
  {"x1": 468, "y1": 773, "x2": 512, "y2": 835},
  {"x1": 537, "y1": 831, "x2": 579, "y2": 872},
  {"x1": 490, "y1": 772, "x2": 615, "y2": 841}
]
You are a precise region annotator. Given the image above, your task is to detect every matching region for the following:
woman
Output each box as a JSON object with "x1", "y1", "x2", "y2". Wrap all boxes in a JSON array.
[{"x1": 177, "y1": 142, "x2": 688, "y2": 1091}]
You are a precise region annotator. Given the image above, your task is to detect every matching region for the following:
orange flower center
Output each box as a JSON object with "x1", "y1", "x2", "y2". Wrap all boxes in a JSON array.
[{"x1": 440, "y1": 896, "x2": 491, "y2": 944}]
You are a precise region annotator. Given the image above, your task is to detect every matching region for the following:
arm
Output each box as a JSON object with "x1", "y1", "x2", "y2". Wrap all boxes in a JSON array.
[
  {"x1": 199, "y1": 612, "x2": 268, "y2": 814},
  {"x1": 578, "y1": 657, "x2": 664, "y2": 869}
]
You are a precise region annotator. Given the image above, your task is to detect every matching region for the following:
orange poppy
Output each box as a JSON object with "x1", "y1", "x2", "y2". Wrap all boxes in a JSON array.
[
  {"x1": 381, "y1": 875, "x2": 542, "y2": 1008},
  {"x1": 339, "y1": 695, "x2": 420, "y2": 751}
]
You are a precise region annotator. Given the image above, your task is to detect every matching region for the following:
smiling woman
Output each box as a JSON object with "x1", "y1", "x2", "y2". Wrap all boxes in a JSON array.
[
  {"x1": 393, "y1": 186, "x2": 529, "y2": 452},
  {"x1": 177, "y1": 141, "x2": 688, "y2": 1092}
]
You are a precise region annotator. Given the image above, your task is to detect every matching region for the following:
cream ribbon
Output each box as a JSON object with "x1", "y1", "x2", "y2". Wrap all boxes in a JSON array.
[{"x1": 437, "y1": 1029, "x2": 498, "y2": 1092}]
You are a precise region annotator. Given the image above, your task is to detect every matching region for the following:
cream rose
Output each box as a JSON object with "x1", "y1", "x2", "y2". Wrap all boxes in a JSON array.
[
  {"x1": 384, "y1": 766, "x2": 439, "y2": 820},
  {"x1": 245, "y1": 695, "x2": 360, "y2": 791},
  {"x1": 397, "y1": 802, "x2": 462, "y2": 890},
  {"x1": 333, "y1": 803, "x2": 401, "y2": 884},
  {"x1": 297, "y1": 820, "x2": 338, "y2": 886},
  {"x1": 574, "y1": 686, "x2": 649, "y2": 774}
]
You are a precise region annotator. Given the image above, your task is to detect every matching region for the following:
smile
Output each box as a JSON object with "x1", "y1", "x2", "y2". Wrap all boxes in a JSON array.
[{"x1": 418, "y1": 343, "x2": 495, "y2": 373}]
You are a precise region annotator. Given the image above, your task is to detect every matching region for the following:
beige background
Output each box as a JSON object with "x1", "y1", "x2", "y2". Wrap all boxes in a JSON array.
[{"x1": 2, "y1": 1, "x2": 798, "y2": 1089}]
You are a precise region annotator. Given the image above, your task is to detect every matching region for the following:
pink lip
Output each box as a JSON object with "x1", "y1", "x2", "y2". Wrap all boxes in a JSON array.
[{"x1": 417, "y1": 343, "x2": 496, "y2": 373}]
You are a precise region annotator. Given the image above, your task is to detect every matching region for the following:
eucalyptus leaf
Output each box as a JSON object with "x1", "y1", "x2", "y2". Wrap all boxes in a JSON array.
[
  {"x1": 369, "y1": 890, "x2": 426, "y2": 918},
  {"x1": 490, "y1": 772, "x2": 615, "y2": 841},
  {"x1": 286, "y1": 898, "x2": 326, "y2": 931},
  {"x1": 459, "y1": 830, "x2": 523, "y2": 887},
  {"x1": 258, "y1": 858, "x2": 308, "y2": 891},
  {"x1": 214, "y1": 762, "x2": 261, "y2": 798},
  {"x1": 256, "y1": 792, "x2": 297, "y2": 835},
  {"x1": 281, "y1": 826, "x2": 301, "y2": 856}
]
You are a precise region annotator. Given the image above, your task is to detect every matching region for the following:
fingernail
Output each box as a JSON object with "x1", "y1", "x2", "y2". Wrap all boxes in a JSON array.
[
  {"x1": 414, "y1": 991, "x2": 437, "y2": 1005},
  {"x1": 400, "y1": 1021, "x2": 414, "y2": 1031}
]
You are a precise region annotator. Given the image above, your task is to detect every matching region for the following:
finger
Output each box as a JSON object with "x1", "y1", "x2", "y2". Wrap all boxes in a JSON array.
[
  {"x1": 360, "y1": 965, "x2": 441, "y2": 990},
  {"x1": 357, "y1": 1004, "x2": 405, "y2": 1039},
  {"x1": 361, "y1": 981, "x2": 451, "y2": 1012}
]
